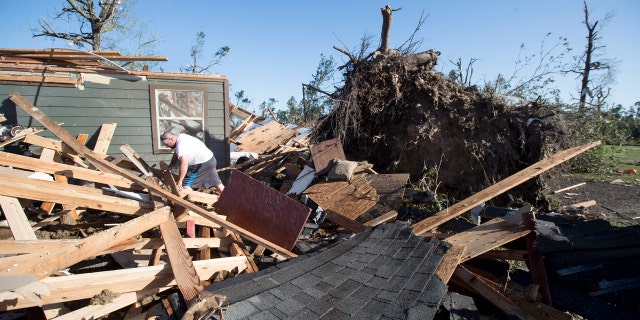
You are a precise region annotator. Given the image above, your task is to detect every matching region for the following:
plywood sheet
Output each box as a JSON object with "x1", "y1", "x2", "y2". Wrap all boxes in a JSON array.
[
  {"x1": 215, "y1": 170, "x2": 311, "y2": 250},
  {"x1": 303, "y1": 174, "x2": 378, "y2": 220},
  {"x1": 361, "y1": 173, "x2": 409, "y2": 221},
  {"x1": 309, "y1": 138, "x2": 345, "y2": 175},
  {"x1": 236, "y1": 121, "x2": 297, "y2": 154}
]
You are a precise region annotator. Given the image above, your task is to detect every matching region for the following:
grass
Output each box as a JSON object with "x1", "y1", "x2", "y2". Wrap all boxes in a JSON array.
[{"x1": 573, "y1": 144, "x2": 640, "y2": 186}]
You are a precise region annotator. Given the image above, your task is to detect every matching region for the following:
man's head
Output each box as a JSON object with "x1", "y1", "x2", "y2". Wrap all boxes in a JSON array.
[{"x1": 161, "y1": 131, "x2": 178, "y2": 148}]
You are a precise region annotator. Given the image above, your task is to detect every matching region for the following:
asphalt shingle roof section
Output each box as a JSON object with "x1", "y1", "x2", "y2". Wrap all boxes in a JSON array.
[{"x1": 205, "y1": 221, "x2": 451, "y2": 319}]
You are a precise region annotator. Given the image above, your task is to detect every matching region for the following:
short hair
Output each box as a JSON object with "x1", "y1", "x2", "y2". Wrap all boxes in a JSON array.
[{"x1": 161, "y1": 131, "x2": 176, "y2": 140}]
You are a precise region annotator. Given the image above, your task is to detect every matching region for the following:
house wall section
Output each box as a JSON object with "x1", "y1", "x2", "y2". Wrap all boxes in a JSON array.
[{"x1": 0, "y1": 76, "x2": 230, "y2": 171}]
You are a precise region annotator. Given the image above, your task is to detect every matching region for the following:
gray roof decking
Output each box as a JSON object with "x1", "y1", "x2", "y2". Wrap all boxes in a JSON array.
[{"x1": 205, "y1": 221, "x2": 450, "y2": 319}]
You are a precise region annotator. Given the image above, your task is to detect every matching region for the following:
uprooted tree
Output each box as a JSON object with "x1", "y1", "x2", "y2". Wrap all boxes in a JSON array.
[{"x1": 312, "y1": 6, "x2": 568, "y2": 207}]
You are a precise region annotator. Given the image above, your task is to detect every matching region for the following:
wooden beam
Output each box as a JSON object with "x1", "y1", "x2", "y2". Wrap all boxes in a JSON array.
[
  {"x1": 93, "y1": 122, "x2": 117, "y2": 155},
  {"x1": 411, "y1": 141, "x2": 601, "y2": 236},
  {"x1": 158, "y1": 219, "x2": 203, "y2": 302},
  {"x1": 444, "y1": 218, "x2": 531, "y2": 263},
  {"x1": 434, "y1": 244, "x2": 465, "y2": 283},
  {"x1": 0, "y1": 151, "x2": 138, "y2": 189},
  {"x1": 120, "y1": 144, "x2": 154, "y2": 177},
  {"x1": 9, "y1": 92, "x2": 297, "y2": 259},
  {"x1": 0, "y1": 206, "x2": 171, "y2": 279},
  {"x1": 0, "y1": 257, "x2": 247, "y2": 311},
  {"x1": 0, "y1": 172, "x2": 153, "y2": 215},
  {"x1": 363, "y1": 210, "x2": 398, "y2": 227},
  {"x1": 453, "y1": 265, "x2": 531, "y2": 319},
  {"x1": 0, "y1": 195, "x2": 37, "y2": 240},
  {"x1": 0, "y1": 237, "x2": 223, "y2": 255}
]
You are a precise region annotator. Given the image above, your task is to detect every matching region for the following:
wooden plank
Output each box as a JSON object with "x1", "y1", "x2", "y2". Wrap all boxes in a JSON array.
[
  {"x1": 0, "y1": 207, "x2": 172, "y2": 279},
  {"x1": 0, "y1": 237, "x2": 223, "y2": 255},
  {"x1": 215, "y1": 170, "x2": 311, "y2": 250},
  {"x1": 0, "y1": 257, "x2": 247, "y2": 311},
  {"x1": 93, "y1": 122, "x2": 117, "y2": 155},
  {"x1": 9, "y1": 92, "x2": 297, "y2": 258},
  {"x1": 434, "y1": 244, "x2": 465, "y2": 283},
  {"x1": 553, "y1": 182, "x2": 586, "y2": 194},
  {"x1": 411, "y1": 141, "x2": 602, "y2": 236},
  {"x1": 303, "y1": 174, "x2": 378, "y2": 220},
  {"x1": 360, "y1": 173, "x2": 408, "y2": 222},
  {"x1": 158, "y1": 219, "x2": 204, "y2": 302},
  {"x1": 0, "y1": 151, "x2": 138, "y2": 189},
  {"x1": 444, "y1": 218, "x2": 531, "y2": 263},
  {"x1": 562, "y1": 199, "x2": 597, "y2": 210},
  {"x1": 453, "y1": 265, "x2": 531, "y2": 319},
  {"x1": 309, "y1": 138, "x2": 346, "y2": 174},
  {"x1": 0, "y1": 195, "x2": 37, "y2": 240},
  {"x1": 0, "y1": 172, "x2": 153, "y2": 215},
  {"x1": 363, "y1": 210, "x2": 398, "y2": 227},
  {"x1": 120, "y1": 144, "x2": 154, "y2": 176}
]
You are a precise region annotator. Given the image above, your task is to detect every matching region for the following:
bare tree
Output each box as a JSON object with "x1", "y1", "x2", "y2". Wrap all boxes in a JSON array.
[
  {"x1": 571, "y1": 0, "x2": 616, "y2": 112},
  {"x1": 34, "y1": 0, "x2": 121, "y2": 50}
]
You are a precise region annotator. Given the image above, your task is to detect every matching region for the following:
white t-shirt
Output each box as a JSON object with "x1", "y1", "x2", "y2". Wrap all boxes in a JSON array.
[{"x1": 175, "y1": 134, "x2": 213, "y2": 165}]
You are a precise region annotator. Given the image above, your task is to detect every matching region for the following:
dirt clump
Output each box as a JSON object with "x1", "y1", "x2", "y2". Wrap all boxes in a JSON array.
[{"x1": 313, "y1": 52, "x2": 567, "y2": 208}]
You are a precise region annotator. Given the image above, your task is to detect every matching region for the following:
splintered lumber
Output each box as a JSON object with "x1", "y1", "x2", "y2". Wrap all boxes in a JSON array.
[
  {"x1": 0, "y1": 195, "x2": 37, "y2": 240},
  {"x1": 0, "y1": 207, "x2": 172, "y2": 279},
  {"x1": 9, "y1": 92, "x2": 297, "y2": 259},
  {"x1": 235, "y1": 120, "x2": 298, "y2": 154},
  {"x1": 411, "y1": 141, "x2": 602, "y2": 236},
  {"x1": 0, "y1": 257, "x2": 247, "y2": 311},
  {"x1": 434, "y1": 244, "x2": 466, "y2": 283},
  {"x1": 0, "y1": 151, "x2": 139, "y2": 189},
  {"x1": 303, "y1": 174, "x2": 378, "y2": 220},
  {"x1": 158, "y1": 219, "x2": 203, "y2": 302},
  {"x1": 309, "y1": 138, "x2": 346, "y2": 174},
  {"x1": 0, "y1": 172, "x2": 153, "y2": 215},
  {"x1": 444, "y1": 218, "x2": 531, "y2": 263},
  {"x1": 215, "y1": 170, "x2": 311, "y2": 250},
  {"x1": 120, "y1": 144, "x2": 155, "y2": 177}
]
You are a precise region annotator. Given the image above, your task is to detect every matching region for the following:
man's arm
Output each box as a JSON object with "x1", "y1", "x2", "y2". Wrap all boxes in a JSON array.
[{"x1": 176, "y1": 155, "x2": 190, "y2": 191}]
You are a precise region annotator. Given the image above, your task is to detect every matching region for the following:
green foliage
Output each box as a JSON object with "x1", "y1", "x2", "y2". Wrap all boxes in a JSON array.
[
  {"x1": 273, "y1": 54, "x2": 337, "y2": 126},
  {"x1": 234, "y1": 90, "x2": 251, "y2": 108},
  {"x1": 183, "y1": 31, "x2": 229, "y2": 74}
]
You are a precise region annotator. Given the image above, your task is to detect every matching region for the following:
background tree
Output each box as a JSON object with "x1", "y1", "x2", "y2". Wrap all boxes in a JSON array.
[
  {"x1": 32, "y1": 0, "x2": 159, "y2": 70},
  {"x1": 569, "y1": 0, "x2": 617, "y2": 112},
  {"x1": 234, "y1": 90, "x2": 252, "y2": 108},
  {"x1": 182, "y1": 31, "x2": 230, "y2": 74},
  {"x1": 300, "y1": 54, "x2": 337, "y2": 123}
]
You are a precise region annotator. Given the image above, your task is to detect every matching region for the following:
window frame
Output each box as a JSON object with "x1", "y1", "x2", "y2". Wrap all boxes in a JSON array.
[{"x1": 150, "y1": 85, "x2": 208, "y2": 154}]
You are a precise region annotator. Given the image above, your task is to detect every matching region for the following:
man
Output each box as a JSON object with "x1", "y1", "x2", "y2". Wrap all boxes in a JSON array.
[{"x1": 160, "y1": 131, "x2": 225, "y2": 194}]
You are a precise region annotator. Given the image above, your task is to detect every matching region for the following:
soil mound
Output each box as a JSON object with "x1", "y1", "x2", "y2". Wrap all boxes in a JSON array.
[{"x1": 313, "y1": 55, "x2": 568, "y2": 207}]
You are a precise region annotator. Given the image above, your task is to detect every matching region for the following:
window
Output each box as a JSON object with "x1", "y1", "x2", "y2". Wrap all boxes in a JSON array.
[{"x1": 150, "y1": 85, "x2": 208, "y2": 153}]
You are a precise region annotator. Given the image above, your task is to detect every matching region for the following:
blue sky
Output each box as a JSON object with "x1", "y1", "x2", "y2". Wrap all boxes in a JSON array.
[{"x1": 2, "y1": 0, "x2": 639, "y2": 112}]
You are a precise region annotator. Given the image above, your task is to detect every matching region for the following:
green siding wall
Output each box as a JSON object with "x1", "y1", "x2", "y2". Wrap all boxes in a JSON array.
[{"x1": 0, "y1": 75, "x2": 230, "y2": 173}]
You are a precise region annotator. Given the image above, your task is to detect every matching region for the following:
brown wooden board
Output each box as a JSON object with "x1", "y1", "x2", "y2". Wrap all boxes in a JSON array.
[
  {"x1": 411, "y1": 141, "x2": 602, "y2": 236},
  {"x1": 303, "y1": 174, "x2": 378, "y2": 220},
  {"x1": 215, "y1": 170, "x2": 311, "y2": 250},
  {"x1": 444, "y1": 218, "x2": 530, "y2": 263},
  {"x1": 309, "y1": 138, "x2": 345, "y2": 175},
  {"x1": 235, "y1": 121, "x2": 297, "y2": 154},
  {"x1": 359, "y1": 173, "x2": 409, "y2": 222}
]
